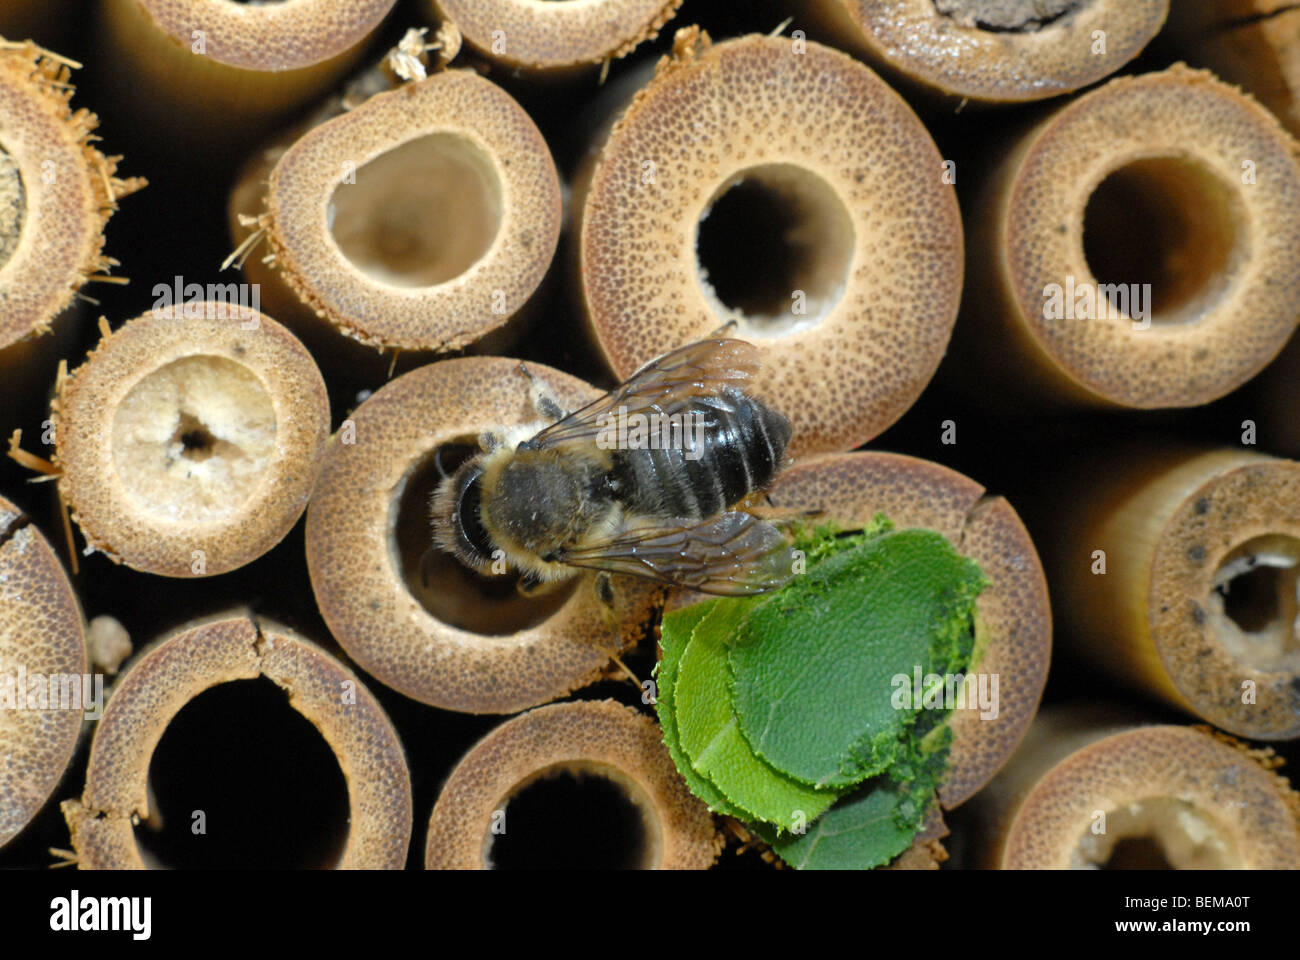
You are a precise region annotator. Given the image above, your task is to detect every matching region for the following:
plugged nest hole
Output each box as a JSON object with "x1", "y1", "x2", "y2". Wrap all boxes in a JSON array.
[
  {"x1": 1074, "y1": 796, "x2": 1240, "y2": 869},
  {"x1": 1209, "y1": 533, "x2": 1300, "y2": 674},
  {"x1": 110, "y1": 355, "x2": 277, "y2": 523},
  {"x1": 695, "y1": 163, "x2": 853, "y2": 336},
  {"x1": 0, "y1": 143, "x2": 22, "y2": 270},
  {"x1": 1082, "y1": 156, "x2": 1244, "y2": 325},
  {"x1": 932, "y1": 0, "x2": 1084, "y2": 32},
  {"x1": 329, "y1": 132, "x2": 503, "y2": 288},
  {"x1": 132, "y1": 677, "x2": 350, "y2": 869},
  {"x1": 391, "y1": 439, "x2": 579, "y2": 635},
  {"x1": 487, "y1": 763, "x2": 656, "y2": 870}
]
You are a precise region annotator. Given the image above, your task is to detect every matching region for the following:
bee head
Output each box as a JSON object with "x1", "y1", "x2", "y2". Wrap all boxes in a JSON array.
[{"x1": 430, "y1": 458, "x2": 496, "y2": 571}]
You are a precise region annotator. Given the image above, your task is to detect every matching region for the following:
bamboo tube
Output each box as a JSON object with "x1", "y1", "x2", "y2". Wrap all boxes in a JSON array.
[
  {"x1": 0, "y1": 39, "x2": 144, "y2": 362},
  {"x1": 1260, "y1": 332, "x2": 1300, "y2": 456},
  {"x1": 959, "y1": 65, "x2": 1300, "y2": 409},
  {"x1": 966, "y1": 709, "x2": 1300, "y2": 868},
  {"x1": 53, "y1": 304, "x2": 330, "y2": 578},
  {"x1": 577, "y1": 29, "x2": 963, "y2": 457},
  {"x1": 1042, "y1": 447, "x2": 1300, "y2": 740},
  {"x1": 1167, "y1": 1, "x2": 1300, "y2": 137},
  {"x1": 0, "y1": 494, "x2": 87, "y2": 850},
  {"x1": 800, "y1": 0, "x2": 1168, "y2": 104},
  {"x1": 305, "y1": 356, "x2": 662, "y2": 715},
  {"x1": 759, "y1": 451, "x2": 1052, "y2": 809},
  {"x1": 228, "y1": 67, "x2": 562, "y2": 371},
  {"x1": 62, "y1": 612, "x2": 413, "y2": 869},
  {"x1": 425, "y1": 700, "x2": 720, "y2": 869},
  {"x1": 427, "y1": 0, "x2": 681, "y2": 73},
  {"x1": 94, "y1": 0, "x2": 397, "y2": 150}
]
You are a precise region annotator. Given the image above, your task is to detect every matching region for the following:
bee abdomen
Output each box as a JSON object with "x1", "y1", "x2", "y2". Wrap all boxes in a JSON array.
[{"x1": 611, "y1": 388, "x2": 790, "y2": 519}]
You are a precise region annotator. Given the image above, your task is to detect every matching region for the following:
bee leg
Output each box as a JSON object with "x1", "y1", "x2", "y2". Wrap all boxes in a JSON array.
[
  {"x1": 478, "y1": 429, "x2": 506, "y2": 452},
  {"x1": 517, "y1": 571, "x2": 563, "y2": 598},
  {"x1": 517, "y1": 361, "x2": 567, "y2": 422},
  {"x1": 595, "y1": 571, "x2": 616, "y2": 609},
  {"x1": 706, "y1": 318, "x2": 739, "y2": 339}
]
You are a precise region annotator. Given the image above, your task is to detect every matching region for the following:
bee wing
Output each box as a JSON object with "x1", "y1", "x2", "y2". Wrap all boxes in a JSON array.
[
  {"x1": 558, "y1": 511, "x2": 794, "y2": 596},
  {"x1": 523, "y1": 338, "x2": 760, "y2": 450}
]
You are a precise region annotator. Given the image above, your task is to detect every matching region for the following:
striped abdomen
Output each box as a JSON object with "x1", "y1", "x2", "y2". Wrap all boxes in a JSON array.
[{"x1": 609, "y1": 387, "x2": 790, "y2": 521}]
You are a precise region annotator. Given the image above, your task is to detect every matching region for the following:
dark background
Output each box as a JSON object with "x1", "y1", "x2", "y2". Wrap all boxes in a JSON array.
[{"x1": 1, "y1": 0, "x2": 1296, "y2": 870}]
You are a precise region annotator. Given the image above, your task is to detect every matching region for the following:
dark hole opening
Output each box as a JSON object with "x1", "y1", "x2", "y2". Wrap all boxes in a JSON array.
[
  {"x1": 1082, "y1": 157, "x2": 1239, "y2": 323},
  {"x1": 1101, "y1": 835, "x2": 1174, "y2": 870},
  {"x1": 394, "y1": 440, "x2": 578, "y2": 635},
  {"x1": 1217, "y1": 562, "x2": 1285, "y2": 634},
  {"x1": 489, "y1": 769, "x2": 649, "y2": 870},
  {"x1": 697, "y1": 179, "x2": 806, "y2": 319},
  {"x1": 135, "y1": 677, "x2": 350, "y2": 869},
  {"x1": 173, "y1": 412, "x2": 218, "y2": 461}
]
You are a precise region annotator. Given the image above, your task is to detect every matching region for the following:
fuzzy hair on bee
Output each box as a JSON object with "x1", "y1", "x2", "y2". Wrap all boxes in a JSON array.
[{"x1": 428, "y1": 339, "x2": 796, "y2": 597}]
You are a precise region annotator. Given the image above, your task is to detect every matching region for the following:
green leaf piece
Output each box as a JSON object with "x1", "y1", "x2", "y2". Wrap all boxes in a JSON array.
[
  {"x1": 675, "y1": 598, "x2": 841, "y2": 829},
  {"x1": 654, "y1": 599, "x2": 750, "y2": 819},
  {"x1": 729, "y1": 529, "x2": 985, "y2": 789}
]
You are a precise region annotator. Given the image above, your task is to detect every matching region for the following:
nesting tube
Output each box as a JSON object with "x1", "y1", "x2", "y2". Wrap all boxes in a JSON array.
[
  {"x1": 54, "y1": 304, "x2": 330, "y2": 577},
  {"x1": 0, "y1": 39, "x2": 144, "y2": 389},
  {"x1": 761, "y1": 451, "x2": 1052, "y2": 809},
  {"x1": 1168, "y1": 1, "x2": 1300, "y2": 136},
  {"x1": 961, "y1": 65, "x2": 1300, "y2": 409},
  {"x1": 967, "y1": 710, "x2": 1300, "y2": 869},
  {"x1": 62, "y1": 613, "x2": 413, "y2": 869},
  {"x1": 800, "y1": 0, "x2": 1168, "y2": 104},
  {"x1": 425, "y1": 700, "x2": 720, "y2": 869},
  {"x1": 1042, "y1": 447, "x2": 1300, "y2": 740},
  {"x1": 428, "y1": 0, "x2": 681, "y2": 73},
  {"x1": 228, "y1": 68, "x2": 562, "y2": 370},
  {"x1": 0, "y1": 494, "x2": 87, "y2": 850},
  {"x1": 577, "y1": 29, "x2": 963, "y2": 456},
  {"x1": 305, "y1": 356, "x2": 661, "y2": 715},
  {"x1": 94, "y1": 0, "x2": 397, "y2": 150}
]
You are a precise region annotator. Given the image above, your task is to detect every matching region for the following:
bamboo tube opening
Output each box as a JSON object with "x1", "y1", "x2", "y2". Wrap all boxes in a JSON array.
[
  {"x1": 244, "y1": 70, "x2": 560, "y2": 354},
  {"x1": 63, "y1": 615, "x2": 413, "y2": 869},
  {"x1": 56, "y1": 306, "x2": 329, "y2": 577},
  {"x1": 430, "y1": 0, "x2": 682, "y2": 72},
  {"x1": 962, "y1": 65, "x2": 1300, "y2": 408},
  {"x1": 487, "y1": 762, "x2": 658, "y2": 870},
  {"x1": 695, "y1": 164, "x2": 853, "y2": 334},
  {"x1": 0, "y1": 494, "x2": 87, "y2": 851},
  {"x1": 579, "y1": 30, "x2": 963, "y2": 455},
  {"x1": 131, "y1": 676, "x2": 351, "y2": 869},
  {"x1": 1209, "y1": 534, "x2": 1300, "y2": 673},
  {"x1": 424, "y1": 701, "x2": 719, "y2": 869},
  {"x1": 1082, "y1": 156, "x2": 1244, "y2": 325},
  {"x1": 329, "y1": 133, "x2": 504, "y2": 289},
  {"x1": 391, "y1": 440, "x2": 579, "y2": 635},
  {"x1": 1077, "y1": 796, "x2": 1239, "y2": 870},
  {"x1": 110, "y1": 355, "x2": 278, "y2": 523},
  {"x1": 306, "y1": 357, "x2": 660, "y2": 714},
  {"x1": 803, "y1": 0, "x2": 1168, "y2": 103}
]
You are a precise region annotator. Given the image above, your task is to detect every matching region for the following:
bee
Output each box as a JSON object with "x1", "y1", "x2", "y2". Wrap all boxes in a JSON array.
[{"x1": 428, "y1": 338, "x2": 795, "y2": 596}]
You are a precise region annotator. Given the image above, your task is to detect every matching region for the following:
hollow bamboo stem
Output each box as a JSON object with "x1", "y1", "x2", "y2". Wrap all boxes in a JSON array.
[
  {"x1": 801, "y1": 0, "x2": 1168, "y2": 104},
  {"x1": 958, "y1": 65, "x2": 1300, "y2": 408},
  {"x1": 62, "y1": 612, "x2": 413, "y2": 869},
  {"x1": 424, "y1": 700, "x2": 720, "y2": 869},
  {"x1": 228, "y1": 67, "x2": 562, "y2": 371},
  {"x1": 0, "y1": 493, "x2": 87, "y2": 850},
  {"x1": 1040, "y1": 447, "x2": 1300, "y2": 739},
  {"x1": 967, "y1": 708, "x2": 1300, "y2": 868},
  {"x1": 53, "y1": 303, "x2": 330, "y2": 577},
  {"x1": 304, "y1": 356, "x2": 662, "y2": 715},
  {"x1": 427, "y1": 0, "x2": 681, "y2": 73},
  {"x1": 94, "y1": 0, "x2": 397, "y2": 151},
  {"x1": 577, "y1": 28, "x2": 963, "y2": 456}
]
